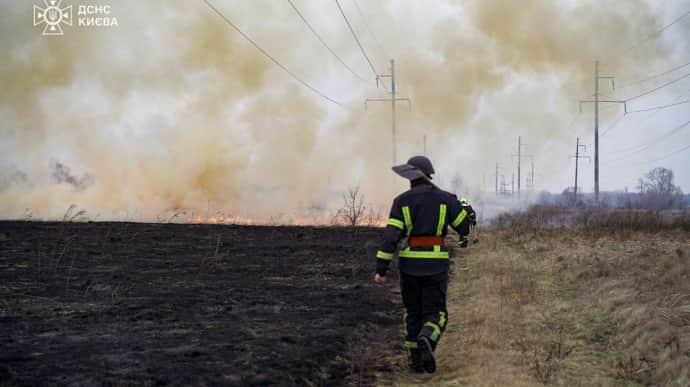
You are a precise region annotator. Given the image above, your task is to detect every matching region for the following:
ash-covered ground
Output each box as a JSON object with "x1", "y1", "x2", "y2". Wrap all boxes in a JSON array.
[{"x1": 0, "y1": 221, "x2": 402, "y2": 386}]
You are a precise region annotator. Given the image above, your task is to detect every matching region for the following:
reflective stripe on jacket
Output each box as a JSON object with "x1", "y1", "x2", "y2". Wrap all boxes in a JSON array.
[{"x1": 376, "y1": 179, "x2": 471, "y2": 276}]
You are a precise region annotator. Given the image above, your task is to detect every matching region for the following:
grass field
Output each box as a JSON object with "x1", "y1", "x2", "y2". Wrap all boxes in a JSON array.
[
  {"x1": 1, "y1": 212, "x2": 688, "y2": 386},
  {"x1": 394, "y1": 221, "x2": 689, "y2": 386}
]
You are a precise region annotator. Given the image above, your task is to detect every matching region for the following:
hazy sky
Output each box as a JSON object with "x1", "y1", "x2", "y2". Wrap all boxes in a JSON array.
[
  {"x1": 1, "y1": 0, "x2": 689, "y2": 220},
  {"x1": 569, "y1": 1, "x2": 690, "y2": 194}
]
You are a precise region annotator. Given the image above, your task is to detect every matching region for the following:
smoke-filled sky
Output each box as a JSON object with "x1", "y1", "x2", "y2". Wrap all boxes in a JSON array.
[{"x1": 1, "y1": 0, "x2": 689, "y2": 221}]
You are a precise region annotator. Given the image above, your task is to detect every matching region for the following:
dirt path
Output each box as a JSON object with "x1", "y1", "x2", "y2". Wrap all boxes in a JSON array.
[{"x1": 390, "y1": 228, "x2": 690, "y2": 386}]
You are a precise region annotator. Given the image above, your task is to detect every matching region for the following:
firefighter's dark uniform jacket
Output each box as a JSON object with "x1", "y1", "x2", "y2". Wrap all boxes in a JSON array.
[
  {"x1": 461, "y1": 202, "x2": 476, "y2": 248},
  {"x1": 464, "y1": 204, "x2": 477, "y2": 225},
  {"x1": 375, "y1": 179, "x2": 470, "y2": 277},
  {"x1": 375, "y1": 178, "x2": 471, "y2": 352}
]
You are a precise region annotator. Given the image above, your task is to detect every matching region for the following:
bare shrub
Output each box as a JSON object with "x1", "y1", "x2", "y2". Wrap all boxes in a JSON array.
[
  {"x1": 334, "y1": 185, "x2": 368, "y2": 228},
  {"x1": 364, "y1": 207, "x2": 383, "y2": 227},
  {"x1": 532, "y1": 345, "x2": 557, "y2": 384}
]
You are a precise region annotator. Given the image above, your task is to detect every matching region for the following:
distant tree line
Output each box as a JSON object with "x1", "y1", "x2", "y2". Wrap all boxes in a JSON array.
[{"x1": 541, "y1": 167, "x2": 687, "y2": 210}]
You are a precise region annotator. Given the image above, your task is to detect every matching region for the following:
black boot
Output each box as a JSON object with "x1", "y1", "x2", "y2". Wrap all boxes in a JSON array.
[
  {"x1": 417, "y1": 336, "x2": 436, "y2": 373},
  {"x1": 408, "y1": 349, "x2": 424, "y2": 373},
  {"x1": 459, "y1": 235, "x2": 469, "y2": 248}
]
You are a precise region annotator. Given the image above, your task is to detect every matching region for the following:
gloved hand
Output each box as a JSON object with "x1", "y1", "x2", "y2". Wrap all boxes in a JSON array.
[{"x1": 459, "y1": 235, "x2": 469, "y2": 248}]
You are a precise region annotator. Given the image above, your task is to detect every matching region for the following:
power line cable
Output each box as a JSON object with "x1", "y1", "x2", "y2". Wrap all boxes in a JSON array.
[
  {"x1": 627, "y1": 99, "x2": 690, "y2": 113},
  {"x1": 623, "y1": 72, "x2": 690, "y2": 101},
  {"x1": 351, "y1": 0, "x2": 389, "y2": 60},
  {"x1": 565, "y1": 110, "x2": 583, "y2": 135},
  {"x1": 617, "y1": 60, "x2": 690, "y2": 90},
  {"x1": 334, "y1": 0, "x2": 379, "y2": 80},
  {"x1": 623, "y1": 9, "x2": 690, "y2": 54},
  {"x1": 605, "y1": 119, "x2": 690, "y2": 161},
  {"x1": 643, "y1": 142, "x2": 690, "y2": 164},
  {"x1": 286, "y1": 0, "x2": 370, "y2": 85},
  {"x1": 602, "y1": 98, "x2": 688, "y2": 138},
  {"x1": 600, "y1": 113, "x2": 627, "y2": 137},
  {"x1": 203, "y1": 0, "x2": 344, "y2": 107},
  {"x1": 606, "y1": 91, "x2": 689, "y2": 140},
  {"x1": 654, "y1": 8, "x2": 690, "y2": 34},
  {"x1": 570, "y1": 111, "x2": 594, "y2": 149},
  {"x1": 608, "y1": 118, "x2": 690, "y2": 156},
  {"x1": 608, "y1": 142, "x2": 690, "y2": 168}
]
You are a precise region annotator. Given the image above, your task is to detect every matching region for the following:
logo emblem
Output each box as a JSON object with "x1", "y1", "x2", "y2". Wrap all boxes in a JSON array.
[{"x1": 34, "y1": 0, "x2": 72, "y2": 36}]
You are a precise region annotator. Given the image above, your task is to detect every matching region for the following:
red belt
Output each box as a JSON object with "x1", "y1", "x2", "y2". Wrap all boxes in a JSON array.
[{"x1": 408, "y1": 236, "x2": 444, "y2": 247}]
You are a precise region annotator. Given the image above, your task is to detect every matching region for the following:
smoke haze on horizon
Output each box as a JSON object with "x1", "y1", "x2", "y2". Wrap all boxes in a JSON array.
[{"x1": 1, "y1": 0, "x2": 689, "y2": 221}]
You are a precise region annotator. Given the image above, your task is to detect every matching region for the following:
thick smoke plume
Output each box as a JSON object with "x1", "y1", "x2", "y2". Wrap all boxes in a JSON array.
[{"x1": 0, "y1": 0, "x2": 679, "y2": 221}]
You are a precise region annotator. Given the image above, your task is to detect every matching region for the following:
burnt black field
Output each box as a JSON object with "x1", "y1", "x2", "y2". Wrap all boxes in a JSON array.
[{"x1": 0, "y1": 221, "x2": 402, "y2": 386}]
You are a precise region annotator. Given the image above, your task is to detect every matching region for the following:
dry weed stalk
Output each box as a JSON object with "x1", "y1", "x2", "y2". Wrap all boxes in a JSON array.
[{"x1": 199, "y1": 234, "x2": 222, "y2": 274}]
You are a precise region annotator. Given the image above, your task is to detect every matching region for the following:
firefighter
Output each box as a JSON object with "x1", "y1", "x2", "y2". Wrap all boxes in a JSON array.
[
  {"x1": 373, "y1": 156, "x2": 472, "y2": 373},
  {"x1": 459, "y1": 198, "x2": 476, "y2": 248}
]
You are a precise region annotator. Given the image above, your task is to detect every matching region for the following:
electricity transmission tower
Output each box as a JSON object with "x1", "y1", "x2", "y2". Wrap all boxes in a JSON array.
[
  {"x1": 530, "y1": 157, "x2": 534, "y2": 193},
  {"x1": 511, "y1": 136, "x2": 531, "y2": 200},
  {"x1": 365, "y1": 59, "x2": 411, "y2": 164},
  {"x1": 500, "y1": 175, "x2": 508, "y2": 197},
  {"x1": 525, "y1": 155, "x2": 535, "y2": 194},
  {"x1": 571, "y1": 137, "x2": 590, "y2": 205},
  {"x1": 638, "y1": 178, "x2": 644, "y2": 195},
  {"x1": 493, "y1": 163, "x2": 500, "y2": 196},
  {"x1": 579, "y1": 60, "x2": 626, "y2": 203}
]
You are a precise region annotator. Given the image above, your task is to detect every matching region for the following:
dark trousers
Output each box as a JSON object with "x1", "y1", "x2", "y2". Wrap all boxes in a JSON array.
[{"x1": 400, "y1": 271, "x2": 448, "y2": 351}]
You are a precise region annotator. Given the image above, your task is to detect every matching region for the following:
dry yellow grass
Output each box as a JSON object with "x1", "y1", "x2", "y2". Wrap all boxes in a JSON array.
[{"x1": 383, "y1": 226, "x2": 690, "y2": 386}]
